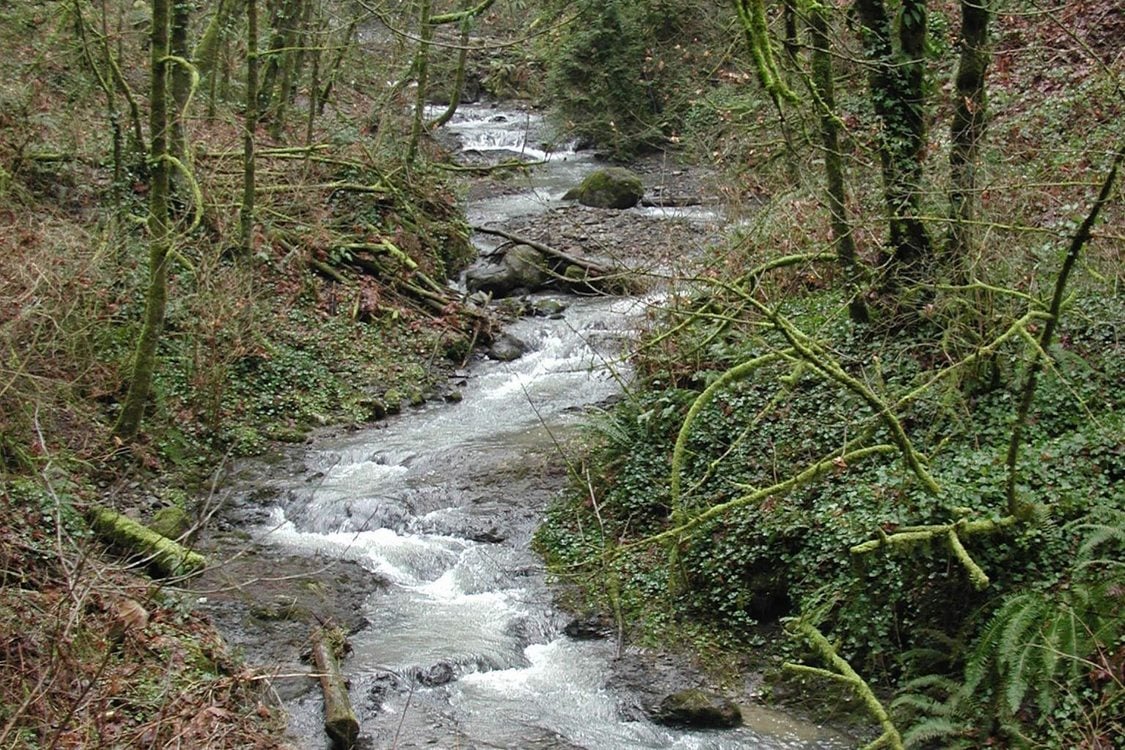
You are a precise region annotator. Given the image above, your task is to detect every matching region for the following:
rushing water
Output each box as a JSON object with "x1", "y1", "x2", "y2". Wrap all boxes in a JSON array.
[{"x1": 243, "y1": 105, "x2": 847, "y2": 749}]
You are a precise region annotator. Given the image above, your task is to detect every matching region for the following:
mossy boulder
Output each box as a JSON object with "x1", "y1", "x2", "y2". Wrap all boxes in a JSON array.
[
  {"x1": 464, "y1": 244, "x2": 550, "y2": 297},
  {"x1": 652, "y1": 689, "x2": 742, "y2": 729},
  {"x1": 562, "y1": 167, "x2": 644, "y2": 209}
]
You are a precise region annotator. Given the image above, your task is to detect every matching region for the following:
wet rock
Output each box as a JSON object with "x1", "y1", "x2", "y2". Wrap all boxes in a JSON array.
[
  {"x1": 652, "y1": 689, "x2": 742, "y2": 729},
  {"x1": 464, "y1": 244, "x2": 549, "y2": 297},
  {"x1": 562, "y1": 167, "x2": 645, "y2": 209},
  {"x1": 563, "y1": 614, "x2": 613, "y2": 640},
  {"x1": 487, "y1": 332, "x2": 529, "y2": 361},
  {"x1": 467, "y1": 526, "x2": 505, "y2": 543},
  {"x1": 417, "y1": 661, "x2": 456, "y2": 686},
  {"x1": 530, "y1": 298, "x2": 568, "y2": 317}
]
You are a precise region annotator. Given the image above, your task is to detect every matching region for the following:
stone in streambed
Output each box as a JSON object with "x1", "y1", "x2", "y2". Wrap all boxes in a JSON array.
[
  {"x1": 487, "y1": 332, "x2": 529, "y2": 362},
  {"x1": 562, "y1": 167, "x2": 645, "y2": 209},
  {"x1": 464, "y1": 244, "x2": 549, "y2": 298},
  {"x1": 652, "y1": 688, "x2": 742, "y2": 729}
]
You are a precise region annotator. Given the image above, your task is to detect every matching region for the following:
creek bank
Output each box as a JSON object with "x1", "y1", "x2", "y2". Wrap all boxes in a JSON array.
[{"x1": 201, "y1": 106, "x2": 850, "y2": 747}]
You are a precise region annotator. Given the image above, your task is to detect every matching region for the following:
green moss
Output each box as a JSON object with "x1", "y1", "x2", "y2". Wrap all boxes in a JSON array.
[{"x1": 563, "y1": 167, "x2": 644, "y2": 209}]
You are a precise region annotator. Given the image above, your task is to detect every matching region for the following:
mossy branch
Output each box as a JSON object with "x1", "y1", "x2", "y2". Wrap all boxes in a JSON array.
[
  {"x1": 785, "y1": 621, "x2": 904, "y2": 750},
  {"x1": 733, "y1": 0, "x2": 798, "y2": 103},
  {"x1": 429, "y1": 0, "x2": 497, "y2": 25},
  {"x1": 753, "y1": 300, "x2": 940, "y2": 494},
  {"x1": 88, "y1": 505, "x2": 206, "y2": 578},
  {"x1": 162, "y1": 154, "x2": 203, "y2": 231},
  {"x1": 632, "y1": 443, "x2": 897, "y2": 552},
  {"x1": 669, "y1": 350, "x2": 789, "y2": 522},
  {"x1": 851, "y1": 515, "x2": 1020, "y2": 589}
]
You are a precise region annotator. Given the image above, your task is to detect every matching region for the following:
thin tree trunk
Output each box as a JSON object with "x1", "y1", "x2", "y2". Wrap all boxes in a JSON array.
[
  {"x1": 305, "y1": 8, "x2": 323, "y2": 147},
  {"x1": 241, "y1": 0, "x2": 259, "y2": 253},
  {"x1": 73, "y1": 0, "x2": 122, "y2": 188},
  {"x1": 114, "y1": 0, "x2": 172, "y2": 439},
  {"x1": 427, "y1": 21, "x2": 470, "y2": 129},
  {"x1": 259, "y1": 0, "x2": 302, "y2": 114},
  {"x1": 808, "y1": 2, "x2": 867, "y2": 323},
  {"x1": 268, "y1": 0, "x2": 308, "y2": 140},
  {"x1": 170, "y1": 0, "x2": 191, "y2": 166},
  {"x1": 948, "y1": 0, "x2": 991, "y2": 279},
  {"x1": 854, "y1": 0, "x2": 931, "y2": 288},
  {"x1": 318, "y1": 15, "x2": 358, "y2": 115},
  {"x1": 194, "y1": 0, "x2": 246, "y2": 79},
  {"x1": 407, "y1": 0, "x2": 434, "y2": 163}
]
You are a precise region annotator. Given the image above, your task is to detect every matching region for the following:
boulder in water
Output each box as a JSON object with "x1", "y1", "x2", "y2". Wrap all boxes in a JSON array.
[
  {"x1": 652, "y1": 688, "x2": 742, "y2": 729},
  {"x1": 562, "y1": 167, "x2": 644, "y2": 209},
  {"x1": 487, "y1": 332, "x2": 529, "y2": 361},
  {"x1": 465, "y1": 244, "x2": 549, "y2": 297}
]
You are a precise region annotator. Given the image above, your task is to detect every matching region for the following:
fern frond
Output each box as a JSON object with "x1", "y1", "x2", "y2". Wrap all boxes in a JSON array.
[
  {"x1": 891, "y1": 693, "x2": 949, "y2": 718},
  {"x1": 899, "y1": 673, "x2": 963, "y2": 696},
  {"x1": 901, "y1": 717, "x2": 971, "y2": 748}
]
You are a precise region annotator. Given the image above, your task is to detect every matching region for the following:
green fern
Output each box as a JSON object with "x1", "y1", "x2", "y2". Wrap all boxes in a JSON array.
[{"x1": 897, "y1": 510, "x2": 1125, "y2": 746}]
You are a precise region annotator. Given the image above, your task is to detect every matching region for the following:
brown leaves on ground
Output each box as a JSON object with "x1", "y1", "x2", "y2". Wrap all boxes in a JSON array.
[{"x1": 0, "y1": 491, "x2": 291, "y2": 750}]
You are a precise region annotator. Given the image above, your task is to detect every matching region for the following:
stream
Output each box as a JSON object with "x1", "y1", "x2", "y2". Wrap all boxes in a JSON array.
[{"x1": 228, "y1": 105, "x2": 849, "y2": 749}]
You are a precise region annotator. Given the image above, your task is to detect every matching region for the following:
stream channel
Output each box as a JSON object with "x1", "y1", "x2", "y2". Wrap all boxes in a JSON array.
[{"x1": 219, "y1": 105, "x2": 849, "y2": 750}]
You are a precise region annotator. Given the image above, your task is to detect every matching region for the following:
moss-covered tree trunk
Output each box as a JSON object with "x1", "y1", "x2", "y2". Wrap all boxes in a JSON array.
[
  {"x1": 267, "y1": 0, "x2": 309, "y2": 139},
  {"x1": 241, "y1": 0, "x2": 258, "y2": 253},
  {"x1": 170, "y1": 0, "x2": 191, "y2": 166},
  {"x1": 854, "y1": 0, "x2": 931, "y2": 288},
  {"x1": 947, "y1": 0, "x2": 991, "y2": 279},
  {"x1": 427, "y1": 20, "x2": 470, "y2": 130},
  {"x1": 114, "y1": 0, "x2": 171, "y2": 439},
  {"x1": 194, "y1": 0, "x2": 246, "y2": 79},
  {"x1": 808, "y1": 1, "x2": 867, "y2": 323},
  {"x1": 258, "y1": 0, "x2": 302, "y2": 116},
  {"x1": 407, "y1": 0, "x2": 434, "y2": 163}
]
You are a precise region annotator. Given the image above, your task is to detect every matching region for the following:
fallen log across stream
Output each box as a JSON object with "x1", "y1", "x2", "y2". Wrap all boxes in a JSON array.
[{"x1": 472, "y1": 224, "x2": 641, "y2": 294}]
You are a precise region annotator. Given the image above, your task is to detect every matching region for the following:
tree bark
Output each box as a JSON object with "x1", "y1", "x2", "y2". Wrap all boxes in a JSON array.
[
  {"x1": 241, "y1": 0, "x2": 259, "y2": 254},
  {"x1": 808, "y1": 2, "x2": 867, "y2": 322},
  {"x1": 853, "y1": 0, "x2": 931, "y2": 288},
  {"x1": 427, "y1": 20, "x2": 470, "y2": 129},
  {"x1": 259, "y1": 0, "x2": 303, "y2": 115},
  {"x1": 407, "y1": 0, "x2": 435, "y2": 163},
  {"x1": 194, "y1": 0, "x2": 246, "y2": 79},
  {"x1": 114, "y1": 0, "x2": 171, "y2": 439},
  {"x1": 170, "y1": 0, "x2": 191, "y2": 166},
  {"x1": 947, "y1": 0, "x2": 991, "y2": 279}
]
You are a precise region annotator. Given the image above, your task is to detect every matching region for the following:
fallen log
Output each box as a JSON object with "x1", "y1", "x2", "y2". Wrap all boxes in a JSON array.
[
  {"x1": 471, "y1": 225, "x2": 613, "y2": 275},
  {"x1": 88, "y1": 505, "x2": 206, "y2": 578},
  {"x1": 471, "y1": 225, "x2": 640, "y2": 295},
  {"x1": 311, "y1": 626, "x2": 360, "y2": 749}
]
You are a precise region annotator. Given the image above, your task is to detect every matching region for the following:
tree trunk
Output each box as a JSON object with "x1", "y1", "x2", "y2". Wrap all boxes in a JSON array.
[
  {"x1": 427, "y1": 21, "x2": 470, "y2": 129},
  {"x1": 194, "y1": 0, "x2": 246, "y2": 79},
  {"x1": 947, "y1": 0, "x2": 991, "y2": 279},
  {"x1": 241, "y1": 0, "x2": 259, "y2": 253},
  {"x1": 808, "y1": 2, "x2": 867, "y2": 323},
  {"x1": 88, "y1": 505, "x2": 206, "y2": 578},
  {"x1": 853, "y1": 0, "x2": 931, "y2": 288},
  {"x1": 318, "y1": 15, "x2": 358, "y2": 115},
  {"x1": 259, "y1": 0, "x2": 302, "y2": 115},
  {"x1": 268, "y1": 0, "x2": 309, "y2": 139},
  {"x1": 114, "y1": 0, "x2": 171, "y2": 440},
  {"x1": 170, "y1": 0, "x2": 191, "y2": 166},
  {"x1": 408, "y1": 0, "x2": 435, "y2": 163}
]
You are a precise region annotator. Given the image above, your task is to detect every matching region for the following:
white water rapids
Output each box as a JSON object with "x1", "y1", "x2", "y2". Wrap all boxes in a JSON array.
[{"x1": 246, "y1": 105, "x2": 849, "y2": 749}]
